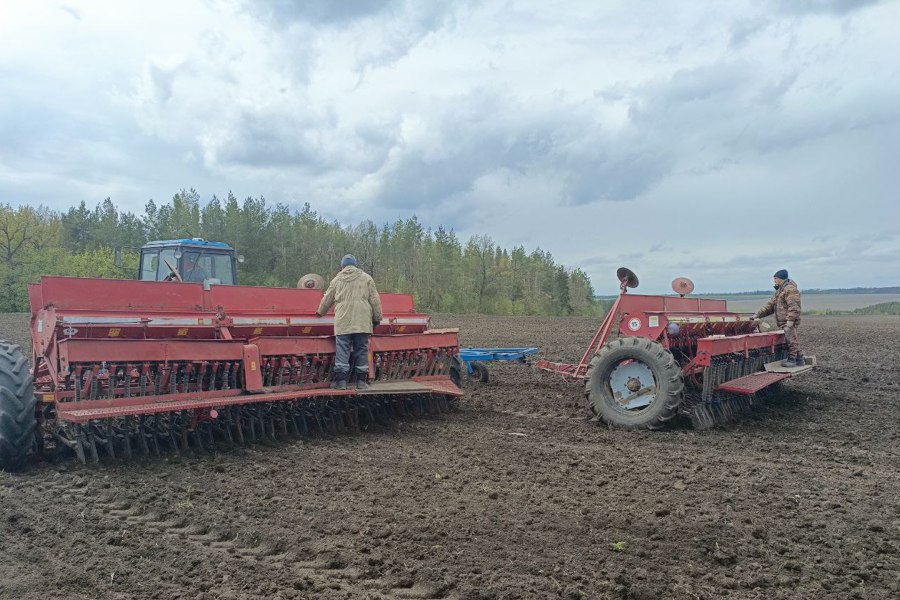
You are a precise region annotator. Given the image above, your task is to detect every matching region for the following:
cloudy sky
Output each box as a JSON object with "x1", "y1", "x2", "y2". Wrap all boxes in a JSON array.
[{"x1": 1, "y1": 0, "x2": 898, "y2": 293}]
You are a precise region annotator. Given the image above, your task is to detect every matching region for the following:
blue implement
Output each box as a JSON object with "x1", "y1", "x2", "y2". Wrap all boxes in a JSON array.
[{"x1": 458, "y1": 347, "x2": 540, "y2": 380}]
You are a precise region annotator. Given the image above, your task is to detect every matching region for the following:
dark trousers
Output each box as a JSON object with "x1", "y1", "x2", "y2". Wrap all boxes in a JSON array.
[
  {"x1": 334, "y1": 333, "x2": 370, "y2": 382},
  {"x1": 783, "y1": 324, "x2": 802, "y2": 359}
]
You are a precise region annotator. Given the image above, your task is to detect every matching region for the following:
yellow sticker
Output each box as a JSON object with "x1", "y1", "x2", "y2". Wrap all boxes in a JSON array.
[
  {"x1": 177, "y1": 328, "x2": 189, "y2": 336},
  {"x1": 253, "y1": 327, "x2": 263, "y2": 335},
  {"x1": 398, "y1": 325, "x2": 406, "y2": 332},
  {"x1": 108, "y1": 327, "x2": 121, "y2": 337},
  {"x1": 43, "y1": 394, "x2": 55, "y2": 402},
  {"x1": 302, "y1": 327, "x2": 311, "y2": 334},
  {"x1": 250, "y1": 361, "x2": 257, "y2": 371}
]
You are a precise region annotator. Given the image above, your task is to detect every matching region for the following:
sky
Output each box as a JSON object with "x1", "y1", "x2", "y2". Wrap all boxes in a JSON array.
[{"x1": 1, "y1": 0, "x2": 898, "y2": 294}]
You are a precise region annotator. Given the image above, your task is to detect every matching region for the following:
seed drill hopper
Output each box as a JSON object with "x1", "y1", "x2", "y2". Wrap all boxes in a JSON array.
[
  {"x1": 0, "y1": 275, "x2": 461, "y2": 469},
  {"x1": 537, "y1": 268, "x2": 814, "y2": 429}
]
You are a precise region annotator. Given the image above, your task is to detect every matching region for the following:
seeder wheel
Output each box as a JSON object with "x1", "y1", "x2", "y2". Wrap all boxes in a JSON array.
[
  {"x1": 584, "y1": 338, "x2": 684, "y2": 430},
  {"x1": 469, "y1": 362, "x2": 489, "y2": 383},
  {"x1": 0, "y1": 341, "x2": 37, "y2": 471}
]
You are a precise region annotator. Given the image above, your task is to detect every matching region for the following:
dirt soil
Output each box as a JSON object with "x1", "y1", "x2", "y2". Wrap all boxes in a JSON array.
[{"x1": 1, "y1": 313, "x2": 898, "y2": 599}]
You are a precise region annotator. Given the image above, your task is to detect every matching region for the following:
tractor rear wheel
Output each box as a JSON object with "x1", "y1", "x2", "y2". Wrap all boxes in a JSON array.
[
  {"x1": 0, "y1": 341, "x2": 37, "y2": 471},
  {"x1": 584, "y1": 337, "x2": 683, "y2": 430}
]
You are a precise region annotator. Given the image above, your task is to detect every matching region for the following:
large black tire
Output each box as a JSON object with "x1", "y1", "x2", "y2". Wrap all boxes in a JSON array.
[
  {"x1": 584, "y1": 337, "x2": 683, "y2": 430},
  {"x1": 0, "y1": 341, "x2": 36, "y2": 471}
]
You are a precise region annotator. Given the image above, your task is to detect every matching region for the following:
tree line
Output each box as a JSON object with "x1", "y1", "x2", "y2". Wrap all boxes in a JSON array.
[{"x1": 0, "y1": 191, "x2": 602, "y2": 316}]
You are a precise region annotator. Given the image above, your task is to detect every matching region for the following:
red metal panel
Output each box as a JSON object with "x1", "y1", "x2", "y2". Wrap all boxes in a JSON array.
[
  {"x1": 693, "y1": 334, "x2": 781, "y2": 367},
  {"x1": 57, "y1": 386, "x2": 351, "y2": 422},
  {"x1": 251, "y1": 331, "x2": 458, "y2": 357},
  {"x1": 242, "y1": 344, "x2": 263, "y2": 392},
  {"x1": 55, "y1": 376, "x2": 459, "y2": 422},
  {"x1": 696, "y1": 332, "x2": 782, "y2": 356},
  {"x1": 207, "y1": 285, "x2": 327, "y2": 313},
  {"x1": 617, "y1": 294, "x2": 729, "y2": 314},
  {"x1": 28, "y1": 283, "x2": 43, "y2": 319},
  {"x1": 32, "y1": 276, "x2": 420, "y2": 315},
  {"x1": 717, "y1": 372, "x2": 790, "y2": 394},
  {"x1": 369, "y1": 332, "x2": 460, "y2": 352},
  {"x1": 251, "y1": 336, "x2": 336, "y2": 356},
  {"x1": 58, "y1": 338, "x2": 245, "y2": 366},
  {"x1": 618, "y1": 311, "x2": 666, "y2": 341},
  {"x1": 51, "y1": 388, "x2": 245, "y2": 410},
  {"x1": 35, "y1": 276, "x2": 206, "y2": 312},
  {"x1": 206, "y1": 285, "x2": 417, "y2": 314},
  {"x1": 411, "y1": 376, "x2": 464, "y2": 397}
]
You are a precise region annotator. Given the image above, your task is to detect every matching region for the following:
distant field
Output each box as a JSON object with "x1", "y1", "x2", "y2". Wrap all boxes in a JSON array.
[{"x1": 709, "y1": 293, "x2": 900, "y2": 313}]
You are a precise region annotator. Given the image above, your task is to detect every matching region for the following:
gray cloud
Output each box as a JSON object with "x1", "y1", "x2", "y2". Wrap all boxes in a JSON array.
[
  {"x1": 2, "y1": 0, "x2": 899, "y2": 291},
  {"x1": 772, "y1": 0, "x2": 881, "y2": 15},
  {"x1": 729, "y1": 16, "x2": 771, "y2": 48},
  {"x1": 559, "y1": 148, "x2": 672, "y2": 205},
  {"x1": 246, "y1": 0, "x2": 402, "y2": 26}
]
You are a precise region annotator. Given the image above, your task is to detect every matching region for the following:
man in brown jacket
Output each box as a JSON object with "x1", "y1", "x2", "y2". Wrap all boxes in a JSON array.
[
  {"x1": 751, "y1": 269, "x2": 804, "y2": 367},
  {"x1": 315, "y1": 254, "x2": 384, "y2": 390}
]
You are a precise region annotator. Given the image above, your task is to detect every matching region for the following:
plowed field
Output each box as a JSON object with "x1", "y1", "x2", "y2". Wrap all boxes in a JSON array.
[{"x1": 1, "y1": 313, "x2": 898, "y2": 599}]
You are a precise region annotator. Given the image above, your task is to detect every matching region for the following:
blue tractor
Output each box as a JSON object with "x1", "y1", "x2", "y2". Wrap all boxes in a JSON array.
[{"x1": 136, "y1": 238, "x2": 243, "y2": 284}]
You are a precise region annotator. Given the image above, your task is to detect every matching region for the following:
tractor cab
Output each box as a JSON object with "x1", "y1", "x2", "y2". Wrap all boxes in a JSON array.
[{"x1": 138, "y1": 239, "x2": 242, "y2": 285}]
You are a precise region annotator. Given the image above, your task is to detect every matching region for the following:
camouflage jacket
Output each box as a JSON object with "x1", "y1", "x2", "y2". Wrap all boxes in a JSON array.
[{"x1": 755, "y1": 279, "x2": 801, "y2": 326}]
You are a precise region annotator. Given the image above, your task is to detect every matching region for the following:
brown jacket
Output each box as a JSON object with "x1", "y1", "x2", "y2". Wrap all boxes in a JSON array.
[
  {"x1": 755, "y1": 279, "x2": 801, "y2": 326},
  {"x1": 316, "y1": 266, "x2": 383, "y2": 335}
]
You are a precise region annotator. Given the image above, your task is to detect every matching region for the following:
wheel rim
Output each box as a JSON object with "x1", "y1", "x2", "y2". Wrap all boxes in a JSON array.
[{"x1": 607, "y1": 359, "x2": 658, "y2": 411}]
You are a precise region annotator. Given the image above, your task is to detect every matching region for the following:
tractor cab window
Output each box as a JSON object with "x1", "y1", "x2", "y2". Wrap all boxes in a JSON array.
[
  {"x1": 180, "y1": 251, "x2": 209, "y2": 283},
  {"x1": 157, "y1": 248, "x2": 177, "y2": 281},
  {"x1": 210, "y1": 254, "x2": 235, "y2": 285},
  {"x1": 179, "y1": 251, "x2": 234, "y2": 284},
  {"x1": 140, "y1": 251, "x2": 159, "y2": 281}
]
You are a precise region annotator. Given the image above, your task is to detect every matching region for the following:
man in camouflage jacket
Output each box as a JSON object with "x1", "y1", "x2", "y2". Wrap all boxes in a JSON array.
[
  {"x1": 752, "y1": 269, "x2": 803, "y2": 367},
  {"x1": 316, "y1": 254, "x2": 383, "y2": 390}
]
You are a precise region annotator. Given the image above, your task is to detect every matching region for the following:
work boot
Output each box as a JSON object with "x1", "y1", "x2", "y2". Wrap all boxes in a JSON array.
[
  {"x1": 330, "y1": 379, "x2": 347, "y2": 390},
  {"x1": 780, "y1": 358, "x2": 799, "y2": 368},
  {"x1": 356, "y1": 380, "x2": 369, "y2": 391}
]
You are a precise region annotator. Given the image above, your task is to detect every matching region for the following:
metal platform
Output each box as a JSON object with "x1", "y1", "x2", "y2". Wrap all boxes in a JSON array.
[
  {"x1": 717, "y1": 356, "x2": 816, "y2": 395},
  {"x1": 57, "y1": 379, "x2": 461, "y2": 423},
  {"x1": 763, "y1": 356, "x2": 817, "y2": 374},
  {"x1": 355, "y1": 379, "x2": 460, "y2": 396},
  {"x1": 716, "y1": 372, "x2": 791, "y2": 395}
]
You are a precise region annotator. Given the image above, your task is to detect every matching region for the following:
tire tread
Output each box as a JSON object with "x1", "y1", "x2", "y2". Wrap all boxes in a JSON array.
[
  {"x1": 583, "y1": 337, "x2": 683, "y2": 430},
  {"x1": 0, "y1": 341, "x2": 37, "y2": 471}
]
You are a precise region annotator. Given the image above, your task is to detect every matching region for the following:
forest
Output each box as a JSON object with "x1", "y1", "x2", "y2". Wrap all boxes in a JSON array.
[{"x1": 0, "y1": 190, "x2": 601, "y2": 316}]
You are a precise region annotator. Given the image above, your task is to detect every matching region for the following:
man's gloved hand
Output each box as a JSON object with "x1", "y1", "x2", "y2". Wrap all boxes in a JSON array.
[
  {"x1": 785, "y1": 320, "x2": 794, "y2": 328},
  {"x1": 749, "y1": 315, "x2": 760, "y2": 321},
  {"x1": 315, "y1": 312, "x2": 322, "y2": 318},
  {"x1": 372, "y1": 320, "x2": 381, "y2": 329}
]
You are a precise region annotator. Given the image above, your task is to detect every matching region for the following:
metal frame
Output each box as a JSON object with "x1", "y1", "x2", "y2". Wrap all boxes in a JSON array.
[
  {"x1": 28, "y1": 276, "x2": 462, "y2": 424},
  {"x1": 458, "y1": 347, "x2": 539, "y2": 374},
  {"x1": 536, "y1": 277, "x2": 785, "y2": 382}
]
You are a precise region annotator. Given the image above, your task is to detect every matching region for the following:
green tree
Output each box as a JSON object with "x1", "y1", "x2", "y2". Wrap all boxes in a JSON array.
[{"x1": 0, "y1": 193, "x2": 600, "y2": 316}]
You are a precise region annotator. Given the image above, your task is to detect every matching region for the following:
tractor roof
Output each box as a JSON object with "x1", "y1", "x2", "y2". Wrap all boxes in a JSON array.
[{"x1": 142, "y1": 239, "x2": 234, "y2": 250}]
